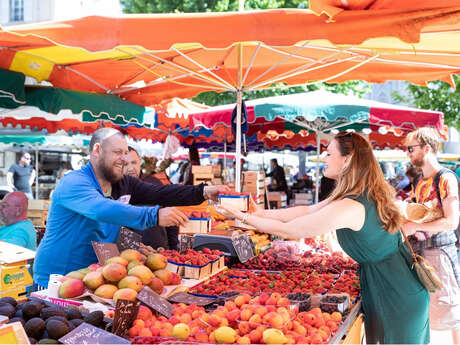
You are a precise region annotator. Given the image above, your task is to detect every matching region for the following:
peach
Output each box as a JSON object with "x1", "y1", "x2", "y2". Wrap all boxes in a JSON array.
[
  {"x1": 234, "y1": 295, "x2": 246, "y2": 307},
  {"x1": 238, "y1": 321, "x2": 250, "y2": 335},
  {"x1": 326, "y1": 320, "x2": 338, "y2": 331},
  {"x1": 133, "y1": 319, "x2": 145, "y2": 328},
  {"x1": 224, "y1": 300, "x2": 237, "y2": 311},
  {"x1": 240, "y1": 309, "x2": 253, "y2": 321},
  {"x1": 248, "y1": 328, "x2": 263, "y2": 344},
  {"x1": 259, "y1": 293, "x2": 270, "y2": 305},
  {"x1": 263, "y1": 328, "x2": 288, "y2": 344},
  {"x1": 249, "y1": 314, "x2": 262, "y2": 328},
  {"x1": 139, "y1": 327, "x2": 152, "y2": 337},
  {"x1": 195, "y1": 331, "x2": 209, "y2": 343},
  {"x1": 172, "y1": 323, "x2": 190, "y2": 340},
  {"x1": 331, "y1": 311, "x2": 342, "y2": 322},
  {"x1": 214, "y1": 326, "x2": 237, "y2": 344},
  {"x1": 208, "y1": 314, "x2": 222, "y2": 327},
  {"x1": 128, "y1": 325, "x2": 141, "y2": 337},
  {"x1": 267, "y1": 313, "x2": 284, "y2": 329},
  {"x1": 150, "y1": 327, "x2": 161, "y2": 336},
  {"x1": 237, "y1": 335, "x2": 251, "y2": 344},
  {"x1": 136, "y1": 305, "x2": 153, "y2": 321},
  {"x1": 226, "y1": 309, "x2": 240, "y2": 323},
  {"x1": 255, "y1": 306, "x2": 268, "y2": 317},
  {"x1": 277, "y1": 297, "x2": 290, "y2": 307}
]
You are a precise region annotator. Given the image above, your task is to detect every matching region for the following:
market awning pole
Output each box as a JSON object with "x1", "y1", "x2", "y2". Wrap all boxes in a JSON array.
[
  {"x1": 35, "y1": 149, "x2": 39, "y2": 199},
  {"x1": 223, "y1": 138, "x2": 227, "y2": 182},
  {"x1": 235, "y1": 42, "x2": 243, "y2": 193},
  {"x1": 315, "y1": 131, "x2": 320, "y2": 204}
]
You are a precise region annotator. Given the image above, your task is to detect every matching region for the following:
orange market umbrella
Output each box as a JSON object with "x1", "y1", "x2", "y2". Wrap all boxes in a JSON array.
[{"x1": 2, "y1": 8, "x2": 460, "y2": 189}]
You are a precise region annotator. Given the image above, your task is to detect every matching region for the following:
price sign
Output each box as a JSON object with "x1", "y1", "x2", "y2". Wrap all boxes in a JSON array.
[
  {"x1": 167, "y1": 292, "x2": 215, "y2": 306},
  {"x1": 179, "y1": 234, "x2": 194, "y2": 253},
  {"x1": 92, "y1": 241, "x2": 120, "y2": 265},
  {"x1": 137, "y1": 286, "x2": 173, "y2": 318},
  {"x1": 112, "y1": 299, "x2": 140, "y2": 337},
  {"x1": 59, "y1": 323, "x2": 130, "y2": 344},
  {"x1": 117, "y1": 227, "x2": 142, "y2": 252},
  {"x1": 232, "y1": 234, "x2": 255, "y2": 263}
]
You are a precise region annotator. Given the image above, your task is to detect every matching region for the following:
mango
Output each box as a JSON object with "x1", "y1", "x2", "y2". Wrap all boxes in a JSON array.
[
  {"x1": 59, "y1": 278, "x2": 84, "y2": 299},
  {"x1": 94, "y1": 284, "x2": 118, "y2": 299},
  {"x1": 82, "y1": 271, "x2": 105, "y2": 290},
  {"x1": 120, "y1": 249, "x2": 142, "y2": 262},
  {"x1": 105, "y1": 256, "x2": 129, "y2": 267},
  {"x1": 102, "y1": 263, "x2": 127, "y2": 282},
  {"x1": 128, "y1": 265, "x2": 154, "y2": 285},
  {"x1": 214, "y1": 326, "x2": 237, "y2": 344},
  {"x1": 127, "y1": 260, "x2": 142, "y2": 271},
  {"x1": 113, "y1": 288, "x2": 138, "y2": 303},
  {"x1": 118, "y1": 276, "x2": 143, "y2": 292},
  {"x1": 148, "y1": 277, "x2": 164, "y2": 295},
  {"x1": 263, "y1": 328, "x2": 287, "y2": 345},
  {"x1": 154, "y1": 269, "x2": 173, "y2": 285},
  {"x1": 66, "y1": 271, "x2": 85, "y2": 280},
  {"x1": 145, "y1": 253, "x2": 167, "y2": 271}
]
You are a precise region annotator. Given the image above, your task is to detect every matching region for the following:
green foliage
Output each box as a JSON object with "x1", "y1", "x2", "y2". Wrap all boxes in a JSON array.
[
  {"x1": 120, "y1": 0, "x2": 369, "y2": 105},
  {"x1": 393, "y1": 76, "x2": 460, "y2": 129},
  {"x1": 193, "y1": 81, "x2": 370, "y2": 106},
  {"x1": 120, "y1": 0, "x2": 309, "y2": 13}
]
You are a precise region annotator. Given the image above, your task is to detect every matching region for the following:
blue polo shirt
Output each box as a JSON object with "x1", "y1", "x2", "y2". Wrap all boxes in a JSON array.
[
  {"x1": 33, "y1": 163, "x2": 205, "y2": 287},
  {"x1": 0, "y1": 220, "x2": 36, "y2": 250}
]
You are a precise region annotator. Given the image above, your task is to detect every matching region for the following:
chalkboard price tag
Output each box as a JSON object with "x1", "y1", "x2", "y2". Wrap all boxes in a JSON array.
[
  {"x1": 117, "y1": 227, "x2": 142, "y2": 252},
  {"x1": 179, "y1": 234, "x2": 194, "y2": 253},
  {"x1": 167, "y1": 292, "x2": 216, "y2": 306},
  {"x1": 59, "y1": 322, "x2": 130, "y2": 344},
  {"x1": 92, "y1": 241, "x2": 120, "y2": 265},
  {"x1": 112, "y1": 299, "x2": 140, "y2": 337},
  {"x1": 137, "y1": 286, "x2": 173, "y2": 318},
  {"x1": 232, "y1": 233, "x2": 255, "y2": 263}
]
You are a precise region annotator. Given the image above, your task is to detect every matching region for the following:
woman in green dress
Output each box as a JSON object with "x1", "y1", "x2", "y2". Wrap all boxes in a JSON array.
[{"x1": 220, "y1": 132, "x2": 429, "y2": 344}]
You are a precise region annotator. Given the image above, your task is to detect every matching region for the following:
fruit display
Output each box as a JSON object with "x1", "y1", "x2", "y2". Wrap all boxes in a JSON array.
[
  {"x1": 190, "y1": 269, "x2": 338, "y2": 296},
  {"x1": 0, "y1": 297, "x2": 111, "y2": 343},
  {"x1": 319, "y1": 295, "x2": 349, "y2": 314},
  {"x1": 182, "y1": 211, "x2": 212, "y2": 219},
  {"x1": 233, "y1": 248, "x2": 358, "y2": 274},
  {"x1": 163, "y1": 248, "x2": 223, "y2": 267},
  {"x1": 327, "y1": 271, "x2": 360, "y2": 298},
  {"x1": 130, "y1": 292, "x2": 344, "y2": 344},
  {"x1": 58, "y1": 249, "x2": 181, "y2": 301}
]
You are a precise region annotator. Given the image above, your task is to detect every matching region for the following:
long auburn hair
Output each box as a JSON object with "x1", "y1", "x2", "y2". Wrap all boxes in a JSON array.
[{"x1": 329, "y1": 132, "x2": 402, "y2": 234}]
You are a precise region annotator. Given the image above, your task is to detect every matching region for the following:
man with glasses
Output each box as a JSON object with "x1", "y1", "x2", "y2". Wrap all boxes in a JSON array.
[
  {"x1": 0, "y1": 192, "x2": 36, "y2": 250},
  {"x1": 33, "y1": 128, "x2": 229, "y2": 288},
  {"x1": 402, "y1": 127, "x2": 460, "y2": 343},
  {"x1": 7, "y1": 151, "x2": 35, "y2": 199}
]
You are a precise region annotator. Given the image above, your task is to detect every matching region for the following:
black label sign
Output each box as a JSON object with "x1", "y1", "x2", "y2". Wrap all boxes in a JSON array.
[
  {"x1": 167, "y1": 292, "x2": 216, "y2": 306},
  {"x1": 112, "y1": 299, "x2": 141, "y2": 337},
  {"x1": 92, "y1": 241, "x2": 120, "y2": 265},
  {"x1": 59, "y1": 323, "x2": 130, "y2": 344},
  {"x1": 232, "y1": 234, "x2": 255, "y2": 263},
  {"x1": 179, "y1": 234, "x2": 194, "y2": 253},
  {"x1": 117, "y1": 227, "x2": 142, "y2": 252},
  {"x1": 137, "y1": 286, "x2": 173, "y2": 318}
]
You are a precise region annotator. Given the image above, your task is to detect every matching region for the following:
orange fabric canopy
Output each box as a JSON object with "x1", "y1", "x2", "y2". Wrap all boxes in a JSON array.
[{"x1": 1, "y1": 8, "x2": 460, "y2": 107}]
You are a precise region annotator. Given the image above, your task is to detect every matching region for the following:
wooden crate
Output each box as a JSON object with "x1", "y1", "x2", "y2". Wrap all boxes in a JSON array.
[
  {"x1": 184, "y1": 263, "x2": 211, "y2": 280},
  {"x1": 179, "y1": 218, "x2": 211, "y2": 234},
  {"x1": 27, "y1": 209, "x2": 47, "y2": 227}
]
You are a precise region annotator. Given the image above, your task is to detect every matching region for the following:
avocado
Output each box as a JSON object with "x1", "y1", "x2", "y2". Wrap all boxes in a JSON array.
[
  {"x1": 14, "y1": 309, "x2": 23, "y2": 318},
  {"x1": 83, "y1": 310, "x2": 104, "y2": 327},
  {"x1": 69, "y1": 318, "x2": 84, "y2": 328},
  {"x1": 46, "y1": 319, "x2": 70, "y2": 340},
  {"x1": 38, "y1": 339, "x2": 59, "y2": 344},
  {"x1": 28, "y1": 337, "x2": 38, "y2": 344},
  {"x1": 66, "y1": 309, "x2": 82, "y2": 320},
  {"x1": 40, "y1": 306, "x2": 66, "y2": 320},
  {"x1": 0, "y1": 297, "x2": 17, "y2": 308},
  {"x1": 45, "y1": 316, "x2": 69, "y2": 327},
  {"x1": 22, "y1": 302, "x2": 43, "y2": 320},
  {"x1": 8, "y1": 317, "x2": 25, "y2": 325},
  {"x1": 0, "y1": 304, "x2": 16, "y2": 318},
  {"x1": 24, "y1": 318, "x2": 46, "y2": 339}
]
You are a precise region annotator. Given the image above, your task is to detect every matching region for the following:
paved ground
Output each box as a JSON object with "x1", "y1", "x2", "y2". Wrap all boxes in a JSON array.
[{"x1": 430, "y1": 330, "x2": 454, "y2": 345}]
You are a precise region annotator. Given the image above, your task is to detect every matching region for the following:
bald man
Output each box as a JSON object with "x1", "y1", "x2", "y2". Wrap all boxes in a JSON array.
[{"x1": 0, "y1": 192, "x2": 36, "y2": 250}]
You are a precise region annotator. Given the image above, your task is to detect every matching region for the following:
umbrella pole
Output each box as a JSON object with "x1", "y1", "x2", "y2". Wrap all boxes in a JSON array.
[
  {"x1": 235, "y1": 90, "x2": 242, "y2": 192},
  {"x1": 35, "y1": 149, "x2": 39, "y2": 199},
  {"x1": 224, "y1": 137, "x2": 227, "y2": 182},
  {"x1": 315, "y1": 131, "x2": 320, "y2": 204}
]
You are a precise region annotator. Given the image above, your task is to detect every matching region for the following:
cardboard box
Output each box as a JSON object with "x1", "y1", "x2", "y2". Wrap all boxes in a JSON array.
[
  {"x1": 0, "y1": 242, "x2": 35, "y2": 301},
  {"x1": 179, "y1": 218, "x2": 211, "y2": 234},
  {"x1": 243, "y1": 171, "x2": 265, "y2": 182},
  {"x1": 27, "y1": 199, "x2": 49, "y2": 210},
  {"x1": 267, "y1": 192, "x2": 287, "y2": 202},
  {"x1": 192, "y1": 165, "x2": 221, "y2": 176},
  {"x1": 219, "y1": 195, "x2": 249, "y2": 212}
]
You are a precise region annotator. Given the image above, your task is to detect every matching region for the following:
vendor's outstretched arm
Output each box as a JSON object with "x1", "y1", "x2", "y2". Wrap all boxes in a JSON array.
[
  {"x1": 225, "y1": 198, "x2": 364, "y2": 239},
  {"x1": 251, "y1": 197, "x2": 332, "y2": 222}
]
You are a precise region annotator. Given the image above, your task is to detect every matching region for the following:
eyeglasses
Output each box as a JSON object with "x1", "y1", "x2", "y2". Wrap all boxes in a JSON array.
[{"x1": 406, "y1": 144, "x2": 423, "y2": 153}]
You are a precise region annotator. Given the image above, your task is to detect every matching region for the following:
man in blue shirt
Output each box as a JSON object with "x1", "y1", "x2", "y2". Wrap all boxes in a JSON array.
[
  {"x1": 33, "y1": 128, "x2": 228, "y2": 287},
  {"x1": 0, "y1": 192, "x2": 36, "y2": 250}
]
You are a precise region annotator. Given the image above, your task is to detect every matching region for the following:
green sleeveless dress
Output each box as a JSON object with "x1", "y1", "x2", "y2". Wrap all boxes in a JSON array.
[{"x1": 336, "y1": 194, "x2": 430, "y2": 344}]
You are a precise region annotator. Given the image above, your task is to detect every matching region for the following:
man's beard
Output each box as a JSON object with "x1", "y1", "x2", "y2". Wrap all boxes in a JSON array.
[
  {"x1": 100, "y1": 160, "x2": 124, "y2": 183},
  {"x1": 411, "y1": 156, "x2": 424, "y2": 168}
]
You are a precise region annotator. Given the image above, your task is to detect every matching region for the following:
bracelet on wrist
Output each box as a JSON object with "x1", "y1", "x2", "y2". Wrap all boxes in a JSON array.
[{"x1": 241, "y1": 213, "x2": 249, "y2": 224}]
